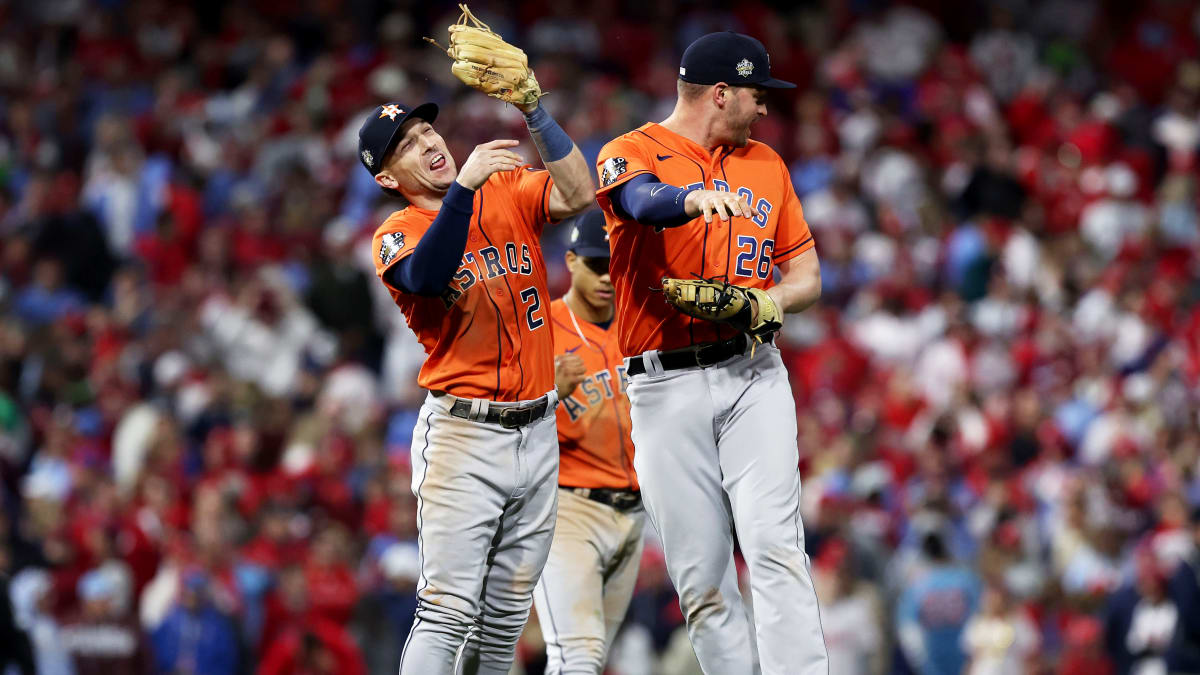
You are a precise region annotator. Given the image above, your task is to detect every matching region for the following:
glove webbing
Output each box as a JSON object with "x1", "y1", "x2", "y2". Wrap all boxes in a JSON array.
[{"x1": 423, "y1": 3, "x2": 491, "y2": 51}]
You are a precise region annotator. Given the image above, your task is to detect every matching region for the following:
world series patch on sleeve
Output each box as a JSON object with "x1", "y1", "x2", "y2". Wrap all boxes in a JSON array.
[
  {"x1": 379, "y1": 232, "x2": 406, "y2": 266},
  {"x1": 600, "y1": 157, "x2": 627, "y2": 186}
]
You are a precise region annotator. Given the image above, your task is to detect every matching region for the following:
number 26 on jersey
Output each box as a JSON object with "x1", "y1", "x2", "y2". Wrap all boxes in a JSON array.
[{"x1": 734, "y1": 236, "x2": 774, "y2": 280}]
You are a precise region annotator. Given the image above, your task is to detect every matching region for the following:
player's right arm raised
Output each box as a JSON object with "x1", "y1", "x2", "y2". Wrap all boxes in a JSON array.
[
  {"x1": 429, "y1": 5, "x2": 593, "y2": 220},
  {"x1": 516, "y1": 104, "x2": 593, "y2": 219}
]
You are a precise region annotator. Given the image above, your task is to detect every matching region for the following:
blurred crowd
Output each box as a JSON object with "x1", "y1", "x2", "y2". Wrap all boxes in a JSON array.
[{"x1": 0, "y1": 0, "x2": 1199, "y2": 673}]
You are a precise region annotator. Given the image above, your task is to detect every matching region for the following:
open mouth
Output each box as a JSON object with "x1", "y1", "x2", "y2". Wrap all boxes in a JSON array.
[{"x1": 429, "y1": 153, "x2": 446, "y2": 170}]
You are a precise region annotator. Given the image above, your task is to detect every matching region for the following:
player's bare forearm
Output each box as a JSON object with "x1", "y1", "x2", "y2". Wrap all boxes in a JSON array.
[
  {"x1": 544, "y1": 146, "x2": 595, "y2": 219},
  {"x1": 520, "y1": 103, "x2": 594, "y2": 219},
  {"x1": 767, "y1": 248, "x2": 821, "y2": 314},
  {"x1": 555, "y1": 379, "x2": 577, "y2": 399}
]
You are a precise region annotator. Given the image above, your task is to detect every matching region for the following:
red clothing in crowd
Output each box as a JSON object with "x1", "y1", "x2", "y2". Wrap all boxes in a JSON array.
[
  {"x1": 786, "y1": 329, "x2": 871, "y2": 405},
  {"x1": 361, "y1": 495, "x2": 392, "y2": 537},
  {"x1": 232, "y1": 224, "x2": 286, "y2": 270},
  {"x1": 1060, "y1": 652, "x2": 1115, "y2": 675},
  {"x1": 257, "y1": 619, "x2": 366, "y2": 675},
  {"x1": 304, "y1": 562, "x2": 358, "y2": 626},
  {"x1": 241, "y1": 534, "x2": 302, "y2": 569},
  {"x1": 135, "y1": 232, "x2": 190, "y2": 286}
]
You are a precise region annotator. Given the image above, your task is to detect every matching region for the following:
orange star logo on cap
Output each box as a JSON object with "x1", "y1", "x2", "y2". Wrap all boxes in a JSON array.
[{"x1": 379, "y1": 104, "x2": 404, "y2": 120}]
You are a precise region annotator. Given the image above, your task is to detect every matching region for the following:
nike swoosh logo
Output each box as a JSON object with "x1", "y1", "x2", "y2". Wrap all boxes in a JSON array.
[
  {"x1": 656, "y1": 154, "x2": 673, "y2": 161},
  {"x1": 566, "y1": 346, "x2": 582, "y2": 353},
  {"x1": 649, "y1": 185, "x2": 670, "y2": 197}
]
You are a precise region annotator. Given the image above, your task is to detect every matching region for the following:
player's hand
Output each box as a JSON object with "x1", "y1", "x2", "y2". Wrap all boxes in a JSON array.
[
  {"x1": 684, "y1": 190, "x2": 753, "y2": 224},
  {"x1": 455, "y1": 140, "x2": 526, "y2": 190},
  {"x1": 554, "y1": 353, "x2": 587, "y2": 398}
]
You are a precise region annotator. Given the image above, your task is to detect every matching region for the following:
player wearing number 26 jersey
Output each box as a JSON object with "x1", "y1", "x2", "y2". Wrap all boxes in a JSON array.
[
  {"x1": 360, "y1": 86, "x2": 594, "y2": 674},
  {"x1": 595, "y1": 31, "x2": 828, "y2": 675},
  {"x1": 597, "y1": 120, "x2": 815, "y2": 357}
]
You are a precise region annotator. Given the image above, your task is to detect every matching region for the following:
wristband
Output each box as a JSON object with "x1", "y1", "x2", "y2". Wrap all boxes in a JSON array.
[{"x1": 523, "y1": 104, "x2": 574, "y2": 163}]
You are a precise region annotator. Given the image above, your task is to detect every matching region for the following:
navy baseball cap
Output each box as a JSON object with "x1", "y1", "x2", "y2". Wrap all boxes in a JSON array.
[
  {"x1": 358, "y1": 102, "x2": 439, "y2": 176},
  {"x1": 567, "y1": 211, "x2": 610, "y2": 258},
  {"x1": 679, "y1": 32, "x2": 795, "y2": 89}
]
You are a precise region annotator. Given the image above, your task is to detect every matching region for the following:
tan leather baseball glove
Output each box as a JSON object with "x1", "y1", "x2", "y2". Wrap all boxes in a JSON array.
[
  {"x1": 425, "y1": 4, "x2": 543, "y2": 107},
  {"x1": 661, "y1": 277, "x2": 783, "y2": 343}
]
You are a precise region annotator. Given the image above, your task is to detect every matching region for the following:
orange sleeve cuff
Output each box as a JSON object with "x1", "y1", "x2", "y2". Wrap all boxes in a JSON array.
[{"x1": 772, "y1": 236, "x2": 815, "y2": 264}]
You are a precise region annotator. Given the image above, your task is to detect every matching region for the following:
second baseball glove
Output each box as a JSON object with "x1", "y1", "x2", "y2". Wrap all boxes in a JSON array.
[
  {"x1": 425, "y1": 4, "x2": 543, "y2": 107},
  {"x1": 661, "y1": 277, "x2": 783, "y2": 342}
]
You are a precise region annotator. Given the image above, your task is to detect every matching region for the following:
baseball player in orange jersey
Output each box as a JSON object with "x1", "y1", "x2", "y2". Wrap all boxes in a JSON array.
[
  {"x1": 531, "y1": 211, "x2": 644, "y2": 674},
  {"x1": 360, "y1": 88, "x2": 593, "y2": 672},
  {"x1": 594, "y1": 32, "x2": 828, "y2": 674}
]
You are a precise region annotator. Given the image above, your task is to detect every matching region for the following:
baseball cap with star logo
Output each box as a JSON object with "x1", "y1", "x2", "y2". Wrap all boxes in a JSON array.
[
  {"x1": 677, "y1": 32, "x2": 795, "y2": 89},
  {"x1": 357, "y1": 101, "x2": 439, "y2": 176}
]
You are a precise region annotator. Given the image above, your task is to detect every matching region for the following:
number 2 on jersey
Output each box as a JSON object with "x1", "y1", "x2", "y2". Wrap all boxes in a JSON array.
[
  {"x1": 520, "y1": 287, "x2": 544, "y2": 330},
  {"x1": 734, "y1": 236, "x2": 774, "y2": 280}
]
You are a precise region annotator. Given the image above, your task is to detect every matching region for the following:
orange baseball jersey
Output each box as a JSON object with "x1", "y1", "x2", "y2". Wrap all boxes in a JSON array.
[
  {"x1": 550, "y1": 299, "x2": 638, "y2": 491},
  {"x1": 372, "y1": 166, "x2": 556, "y2": 401},
  {"x1": 595, "y1": 122, "x2": 816, "y2": 356}
]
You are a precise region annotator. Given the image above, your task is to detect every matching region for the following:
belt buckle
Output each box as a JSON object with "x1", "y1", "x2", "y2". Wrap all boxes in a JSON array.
[
  {"x1": 694, "y1": 342, "x2": 720, "y2": 367},
  {"x1": 613, "y1": 492, "x2": 639, "y2": 511},
  {"x1": 498, "y1": 407, "x2": 526, "y2": 429}
]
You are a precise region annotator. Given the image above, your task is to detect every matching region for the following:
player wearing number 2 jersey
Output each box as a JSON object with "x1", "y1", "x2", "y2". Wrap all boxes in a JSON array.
[
  {"x1": 596, "y1": 32, "x2": 828, "y2": 675},
  {"x1": 361, "y1": 91, "x2": 593, "y2": 674},
  {"x1": 373, "y1": 155, "x2": 559, "y2": 401}
]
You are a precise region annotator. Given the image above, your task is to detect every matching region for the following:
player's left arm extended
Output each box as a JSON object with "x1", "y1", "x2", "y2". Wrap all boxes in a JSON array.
[
  {"x1": 764, "y1": 247, "x2": 821, "y2": 316},
  {"x1": 517, "y1": 102, "x2": 595, "y2": 220}
]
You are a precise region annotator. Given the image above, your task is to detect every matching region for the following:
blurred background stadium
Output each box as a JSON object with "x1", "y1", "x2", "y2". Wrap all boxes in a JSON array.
[{"x1": 1, "y1": 0, "x2": 1200, "y2": 673}]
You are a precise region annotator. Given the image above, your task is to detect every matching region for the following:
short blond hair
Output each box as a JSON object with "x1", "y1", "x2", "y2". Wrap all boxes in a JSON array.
[{"x1": 677, "y1": 80, "x2": 710, "y2": 101}]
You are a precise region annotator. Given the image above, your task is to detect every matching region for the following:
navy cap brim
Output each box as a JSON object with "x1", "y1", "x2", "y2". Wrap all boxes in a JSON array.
[
  {"x1": 570, "y1": 245, "x2": 611, "y2": 258},
  {"x1": 681, "y1": 75, "x2": 796, "y2": 89},
  {"x1": 758, "y1": 77, "x2": 796, "y2": 89},
  {"x1": 372, "y1": 102, "x2": 439, "y2": 175}
]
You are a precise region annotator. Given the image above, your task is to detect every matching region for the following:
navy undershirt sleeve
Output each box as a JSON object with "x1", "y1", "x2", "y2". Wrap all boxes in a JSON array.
[
  {"x1": 384, "y1": 182, "x2": 476, "y2": 296},
  {"x1": 612, "y1": 174, "x2": 695, "y2": 228}
]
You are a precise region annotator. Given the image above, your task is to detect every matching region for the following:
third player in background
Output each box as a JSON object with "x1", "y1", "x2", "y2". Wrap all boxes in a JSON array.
[{"x1": 533, "y1": 210, "x2": 645, "y2": 674}]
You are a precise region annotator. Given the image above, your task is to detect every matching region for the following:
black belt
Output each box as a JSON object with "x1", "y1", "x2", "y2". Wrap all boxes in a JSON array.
[
  {"x1": 448, "y1": 395, "x2": 550, "y2": 429},
  {"x1": 626, "y1": 334, "x2": 752, "y2": 376},
  {"x1": 565, "y1": 487, "x2": 642, "y2": 512}
]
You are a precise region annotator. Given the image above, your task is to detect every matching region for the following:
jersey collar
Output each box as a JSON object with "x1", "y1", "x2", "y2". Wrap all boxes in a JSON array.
[{"x1": 646, "y1": 122, "x2": 739, "y2": 164}]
